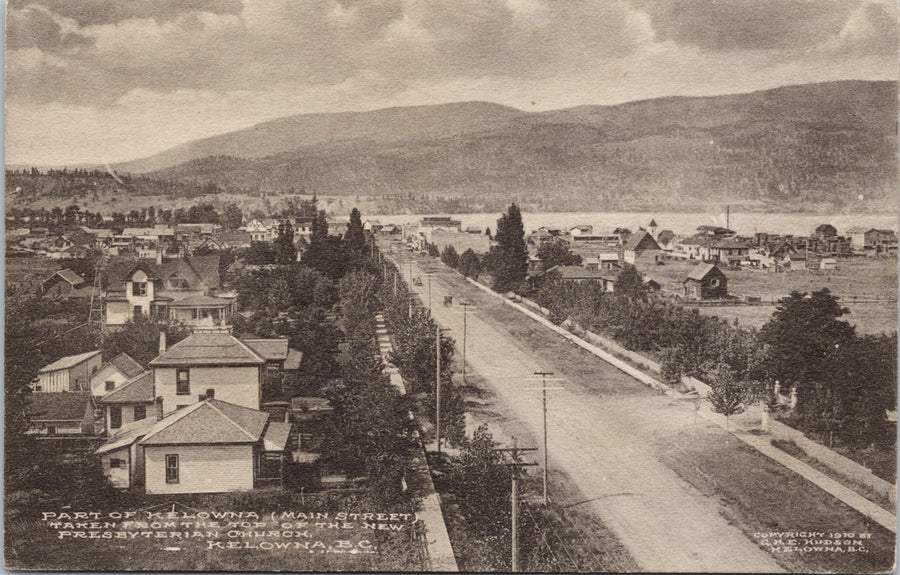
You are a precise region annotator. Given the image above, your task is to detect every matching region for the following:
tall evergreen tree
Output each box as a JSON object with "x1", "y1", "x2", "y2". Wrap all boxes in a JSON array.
[
  {"x1": 274, "y1": 219, "x2": 296, "y2": 265},
  {"x1": 492, "y1": 203, "x2": 528, "y2": 293},
  {"x1": 344, "y1": 207, "x2": 367, "y2": 256}
]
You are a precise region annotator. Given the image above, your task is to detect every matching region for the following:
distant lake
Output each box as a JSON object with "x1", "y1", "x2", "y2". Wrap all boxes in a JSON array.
[{"x1": 372, "y1": 211, "x2": 899, "y2": 237}]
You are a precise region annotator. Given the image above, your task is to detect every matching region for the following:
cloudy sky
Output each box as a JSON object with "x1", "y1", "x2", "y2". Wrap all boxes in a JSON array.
[{"x1": 6, "y1": 0, "x2": 899, "y2": 166}]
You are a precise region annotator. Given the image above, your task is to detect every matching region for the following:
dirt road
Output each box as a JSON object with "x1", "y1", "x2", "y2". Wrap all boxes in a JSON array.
[{"x1": 396, "y1": 250, "x2": 783, "y2": 573}]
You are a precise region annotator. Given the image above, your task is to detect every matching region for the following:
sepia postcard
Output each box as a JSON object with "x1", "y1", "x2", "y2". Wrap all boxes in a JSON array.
[{"x1": 4, "y1": 1, "x2": 898, "y2": 572}]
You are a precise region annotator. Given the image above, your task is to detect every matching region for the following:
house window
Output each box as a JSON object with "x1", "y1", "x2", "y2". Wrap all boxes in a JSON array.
[
  {"x1": 110, "y1": 406, "x2": 122, "y2": 429},
  {"x1": 133, "y1": 306, "x2": 143, "y2": 319},
  {"x1": 134, "y1": 405, "x2": 146, "y2": 421},
  {"x1": 176, "y1": 368, "x2": 190, "y2": 395},
  {"x1": 709, "y1": 278, "x2": 720, "y2": 288},
  {"x1": 105, "y1": 381, "x2": 116, "y2": 392},
  {"x1": 109, "y1": 458, "x2": 125, "y2": 469},
  {"x1": 165, "y1": 454, "x2": 179, "y2": 484},
  {"x1": 132, "y1": 282, "x2": 147, "y2": 296},
  {"x1": 46, "y1": 425, "x2": 56, "y2": 435}
]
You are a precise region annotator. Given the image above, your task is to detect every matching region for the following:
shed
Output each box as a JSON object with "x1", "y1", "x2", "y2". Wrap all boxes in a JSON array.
[{"x1": 682, "y1": 264, "x2": 728, "y2": 300}]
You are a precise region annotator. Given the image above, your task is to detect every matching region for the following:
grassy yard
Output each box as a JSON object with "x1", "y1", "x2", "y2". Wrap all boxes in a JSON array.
[
  {"x1": 656, "y1": 426, "x2": 896, "y2": 574},
  {"x1": 638, "y1": 257, "x2": 898, "y2": 334},
  {"x1": 5, "y1": 490, "x2": 427, "y2": 571}
]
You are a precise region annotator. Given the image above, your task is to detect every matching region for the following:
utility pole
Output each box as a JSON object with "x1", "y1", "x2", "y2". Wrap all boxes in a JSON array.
[
  {"x1": 494, "y1": 438, "x2": 537, "y2": 572},
  {"x1": 460, "y1": 302, "x2": 472, "y2": 383},
  {"x1": 526, "y1": 372, "x2": 564, "y2": 504},
  {"x1": 428, "y1": 274, "x2": 432, "y2": 311}
]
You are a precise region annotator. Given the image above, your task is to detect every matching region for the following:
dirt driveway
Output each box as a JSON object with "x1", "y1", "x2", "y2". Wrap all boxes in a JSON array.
[{"x1": 397, "y1": 251, "x2": 783, "y2": 573}]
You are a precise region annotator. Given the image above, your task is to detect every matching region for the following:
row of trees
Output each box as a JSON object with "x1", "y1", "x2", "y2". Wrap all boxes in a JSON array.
[
  {"x1": 379, "y1": 259, "x2": 466, "y2": 446},
  {"x1": 6, "y1": 202, "x2": 245, "y2": 230},
  {"x1": 526, "y1": 272, "x2": 896, "y2": 450}
]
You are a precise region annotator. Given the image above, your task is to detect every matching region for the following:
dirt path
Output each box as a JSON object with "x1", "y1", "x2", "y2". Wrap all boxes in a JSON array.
[{"x1": 398, "y1": 253, "x2": 783, "y2": 573}]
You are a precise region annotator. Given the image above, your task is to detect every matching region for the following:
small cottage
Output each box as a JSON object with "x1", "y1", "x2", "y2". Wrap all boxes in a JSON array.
[
  {"x1": 682, "y1": 263, "x2": 728, "y2": 300},
  {"x1": 35, "y1": 350, "x2": 103, "y2": 393},
  {"x1": 27, "y1": 392, "x2": 98, "y2": 436}
]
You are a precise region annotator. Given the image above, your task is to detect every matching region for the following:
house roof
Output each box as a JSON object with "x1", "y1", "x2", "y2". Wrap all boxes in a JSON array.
[
  {"x1": 243, "y1": 338, "x2": 290, "y2": 361},
  {"x1": 139, "y1": 399, "x2": 269, "y2": 446},
  {"x1": 846, "y1": 226, "x2": 873, "y2": 234},
  {"x1": 38, "y1": 350, "x2": 102, "y2": 374},
  {"x1": 623, "y1": 231, "x2": 661, "y2": 251},
  {"x1": 99, "y1": 372, "x2": 154, "y2": 404},
  {"x1": 290, "y1": 396, "x2": 332, "y2": 413},
  {"x1": 96, "y1": 417, "x2": 158, "y2": 455},
  {"x1": 262, "y1": 421, "x2": 291, "y2": 451},
  {"x1": 685, "y1": 263, "x2": 726, "y2": 282},
  {"x1": 109, "y1": 353, "x2": 145, "y2": 379},
  {"x1": 149, "y1": 333, "x2": 265, "y2": 367},
  {"x1": 27, "y1": 392, "x2": 93, "y2": 422},
  {"x1": 109, "y1": 256, "x2": 221, "y2": 291},
  {"x1": 657, "y1": 230, "x2": 676, "y2": 245},
  {"x1": 167, "y1": 294, "x2": 234, "y2": 308},
  {"x1": 47, "y1": 269, "x2": 86, "y2": 287},
  {"x1": 710, "y1": 238, "x2": 751, "y2": 250}
]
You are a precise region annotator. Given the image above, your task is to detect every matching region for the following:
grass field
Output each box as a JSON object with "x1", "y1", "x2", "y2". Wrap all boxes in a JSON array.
[
  {"x1": 638, "y1": 257, "x2": 898, "y2": 334},
  {"x1": 656, "y1": 427, "x2": 896, "y2": 574}
]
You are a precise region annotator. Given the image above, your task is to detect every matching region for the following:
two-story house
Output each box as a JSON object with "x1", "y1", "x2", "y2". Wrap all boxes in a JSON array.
[{"x1": 104, "y1": 256, "x2": 234, "y2": 330}]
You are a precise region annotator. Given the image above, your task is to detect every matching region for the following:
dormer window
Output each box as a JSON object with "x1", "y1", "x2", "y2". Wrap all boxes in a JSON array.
[{"x1": 132, "y1": 282, "x2": 147, "y2": 296}]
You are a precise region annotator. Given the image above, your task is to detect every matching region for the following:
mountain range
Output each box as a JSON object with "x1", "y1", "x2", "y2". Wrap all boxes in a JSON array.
[{"x1": 107, "y1": 80, "x2": 897, "y2": 212}]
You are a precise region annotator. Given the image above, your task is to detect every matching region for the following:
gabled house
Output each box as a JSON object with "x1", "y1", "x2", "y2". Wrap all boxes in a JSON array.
[
  {"x1": 40, "y1": 269, "x2": 90, "y2": 300},
  {"x1": 98, "y1": 371, "x2": 154, "y2": 432},
  {"x1": 543, "y1": 265, "x2": 619, "y2": 292},
  {"x1": 97, "y1": 397, "x2": 290, "y2": 493},
  {"x1": 27, "y1": 392, "x2": 98, "y2": 436},
  {"x1": 623, "y1": 231, "x2": 662, "y2": 264},
  {"x1": 682, "y1": 264, "x2": 728, "y2": 300},
  {"x1": 104, "y1": 256, "x2": 232, "y2": 329},
  {"x1": 149, "y1": 332, "x2": 266, "y2": 413},
  {"x1": 89, "y1": 353, "x2": 145, "y2": 396},
  {"x1": 35, "y1": 350, "x2": 103, "y2": 393}
]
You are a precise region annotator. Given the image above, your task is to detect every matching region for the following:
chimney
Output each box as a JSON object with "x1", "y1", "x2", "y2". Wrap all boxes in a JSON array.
[
  {"x1": 156, "y1": 247, "x2": 163, "y2": 265},
  {"x1": 205, "y1": 388, "x2": 215, "y2": 400},
  {"x1": 158, "y1": 331, "x2": 166, "y2": 355},
  {"x1": 155, "y1": 397, "x2": 164, "y2": 421}
]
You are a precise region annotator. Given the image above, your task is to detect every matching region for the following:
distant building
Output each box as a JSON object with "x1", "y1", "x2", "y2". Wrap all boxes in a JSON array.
[
  {"x1": 35, "y1": 350, "x2": 103, "y2": 393},
  {"x1": 814, "y1": 224, "x2": 838, "y2": 241},
  {"x1": 416, "y1": 216, "x2": 462, "y2": 245},
  {"x1": 682, "y1": 263, "x2": 728, "y2": 300},
  {"x1": 623, "y1": 231, "x2": 661, "y2": 264},
  {"x1": 542, "y1": 265, "x2": 619, "y2": 292}
]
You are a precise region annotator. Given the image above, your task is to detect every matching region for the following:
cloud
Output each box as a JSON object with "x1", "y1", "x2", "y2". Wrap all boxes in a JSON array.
[{"x1": 5, "y1": 0, "x2": 898, "y2": 165}]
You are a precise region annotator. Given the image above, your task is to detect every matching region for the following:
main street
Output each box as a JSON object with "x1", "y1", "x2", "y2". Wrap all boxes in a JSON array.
[{"x1": 390, "y1": 246, "x2": 784, "y2": 572}]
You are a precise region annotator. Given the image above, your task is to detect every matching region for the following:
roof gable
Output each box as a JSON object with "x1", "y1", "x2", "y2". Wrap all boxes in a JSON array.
[
  {"x1": 624, "y1": 231, "x2": 661, "y2": 251},
  {"x1": 685, "y1": 263, "x2": 727, "y2": 282},
  {"x1": 99, "y1": 372, "x2": 154, "y2": 404},
  {"x1": 243, "y1": 338, "x2": 289, "y2": 361},
  {"x1": 110, "y1": 353, "x2": 145, "y2": 379},
  {"x1": 139, "y1": 400, "x2": 268, "y2": 446},
  {"x1": 149, "y1": 333, "x2": 264, "y2": 366},
  {"x1": 38, "y1": 350, "x2": 102, "y2": 373},
  {"x1": 28, "y1": 392, "x2": 94, "y2": 421}
]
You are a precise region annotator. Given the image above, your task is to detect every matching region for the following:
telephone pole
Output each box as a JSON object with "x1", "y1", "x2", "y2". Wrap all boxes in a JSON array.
[
  {"x1": 526, "y1": 372, "x2": 564, "y2": 504},
  {"x1": 458, "y1": 302, "x2": 476, "y2": 384},
  {"x1": 494, "y1": 438, "x2": 537, "y2": 572}
]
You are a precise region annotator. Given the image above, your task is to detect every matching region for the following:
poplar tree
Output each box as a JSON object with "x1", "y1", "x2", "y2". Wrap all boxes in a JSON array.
[{"x1": 492, "y1": 203, "x2": 528, "y2": 293}]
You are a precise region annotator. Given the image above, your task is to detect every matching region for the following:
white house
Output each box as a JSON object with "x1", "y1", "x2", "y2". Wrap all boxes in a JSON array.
[
  {"x1": 98, "y1": 398, "x2": 290, "y2": 493},
  {"x1": 89, "y1": 353, "x2": 145, "y2": 397},
  {"x1": 104, "y1": 256, "x2": 230, "y2": 329},
  {"x1": 148, "y1": 332, "x2": 267, "y2": 413},
  {"x1": 35, "y1": 350, "x2": 103, "y2": 393}
]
